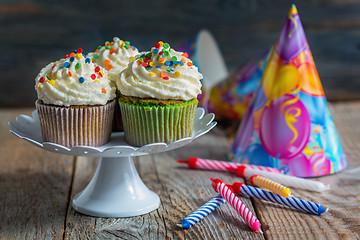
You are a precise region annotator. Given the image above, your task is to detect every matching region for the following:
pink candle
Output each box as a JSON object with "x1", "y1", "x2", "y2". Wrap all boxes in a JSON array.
[
  {"x1": 211, "y1": 178, "x2": 261, "y2": 231},
  {"x1": 177, "y1": 157, "x2": 280, "y2": 173}
]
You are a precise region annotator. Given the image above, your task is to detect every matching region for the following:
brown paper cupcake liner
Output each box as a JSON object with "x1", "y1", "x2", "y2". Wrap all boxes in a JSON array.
[{"x1": 35, "y1": 99, "x2": 115, "y2": 148}]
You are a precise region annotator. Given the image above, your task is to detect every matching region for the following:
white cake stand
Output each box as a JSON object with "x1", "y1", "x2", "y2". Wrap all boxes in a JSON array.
[{"x1": 9, "y1": 108, "x2": 216, "y2": 218}]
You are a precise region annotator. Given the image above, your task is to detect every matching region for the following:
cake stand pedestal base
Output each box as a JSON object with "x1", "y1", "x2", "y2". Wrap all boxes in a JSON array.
[{"x1": 72, "y1": 156, "x2": 160, "y2": 217}]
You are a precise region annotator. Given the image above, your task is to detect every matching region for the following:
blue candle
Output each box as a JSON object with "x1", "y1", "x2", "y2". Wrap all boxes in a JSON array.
[
  {"x1": 232, "y1": 183, "x2": 326, "y2": 215},
  {"x1": 178, "y1": 194, "x2": 226, "y2": 229}
]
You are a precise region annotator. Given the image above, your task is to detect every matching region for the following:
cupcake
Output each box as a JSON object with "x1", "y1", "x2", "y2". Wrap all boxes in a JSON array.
[
  {"x1": 117, "y1": 41, "x2": 202, "y2": 146},
  {"x1": 87, "y1": 38, "x2": 140, "y2": 131},
  {"x1": 35, "y1": 48, "x2": 116, "y2": 148}
]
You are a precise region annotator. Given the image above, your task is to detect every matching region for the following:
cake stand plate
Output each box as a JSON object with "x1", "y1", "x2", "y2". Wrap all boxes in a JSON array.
[{"x1": 9, "y1": 108, "x2": 216, "y2": 217}]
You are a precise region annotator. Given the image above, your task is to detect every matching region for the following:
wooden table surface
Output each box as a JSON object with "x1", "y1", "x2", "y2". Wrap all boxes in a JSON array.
[{"x1": 1, "y1": 102, "x2": 360, "y2": 239}]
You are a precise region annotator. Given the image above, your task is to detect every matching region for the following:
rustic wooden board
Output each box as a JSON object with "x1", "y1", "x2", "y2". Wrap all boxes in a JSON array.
[
  {"x1": 2, "y1": 102, "x2": 360, "y2": 239},
  {"x1": 1, "y1": 1, "x2": 360, "y2": 107},
  {"x1": 0, "y1": 109, "x2": 74, "y2": 239}
]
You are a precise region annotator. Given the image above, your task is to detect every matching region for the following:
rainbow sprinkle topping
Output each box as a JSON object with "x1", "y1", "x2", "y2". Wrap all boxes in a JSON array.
[
  {"x1": 37, "y1": 48, "x2": 109, "y2": 94},
  {"x1": 91, "y1": 39, "x2": 137, "y2": 72},
  {"x1": 133, "y1": 41, "x2": 192, "y2": 80}
]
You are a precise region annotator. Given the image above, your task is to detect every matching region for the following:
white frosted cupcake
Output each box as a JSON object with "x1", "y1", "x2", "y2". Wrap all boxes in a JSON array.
[
  {"x1": 117, "y1": 41, "x2": 202, "y2": 146},
  {"x1": 87, "y1": 37, "x2": 139, "y2": 131},
  {"x1": 35, "y1": 48, "x2": 116, "y2": 148}
]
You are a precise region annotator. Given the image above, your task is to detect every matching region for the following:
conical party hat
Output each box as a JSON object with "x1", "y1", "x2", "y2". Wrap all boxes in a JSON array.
[
  {"x1": 177, "y1": 29, "x2": 228, "y2": 91},
  {"x1": 229, "y1": 4, "x2": 347, "y2": 177},
  {"x1": 202, "y1": 51, "x2": 269, "y2": 122}
]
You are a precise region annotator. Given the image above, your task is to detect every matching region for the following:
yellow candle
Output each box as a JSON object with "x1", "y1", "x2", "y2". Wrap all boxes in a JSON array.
[{"x1": 250, "y1": 175, "x2": 291, "y2": 198}]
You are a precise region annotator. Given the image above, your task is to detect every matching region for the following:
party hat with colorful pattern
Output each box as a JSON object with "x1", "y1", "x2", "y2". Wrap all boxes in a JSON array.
[{"x1": 229, "y1": 4, "x2": 347, "y2": 177}]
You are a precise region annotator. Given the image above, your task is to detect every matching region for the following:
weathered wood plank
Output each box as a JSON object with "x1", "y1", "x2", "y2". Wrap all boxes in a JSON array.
[
  {"x1": 0, "y1": 109, "x2": 74, "y2": 239},
  {"x1": 253, "y1": 102, "x2": 360, "y2": 239}
]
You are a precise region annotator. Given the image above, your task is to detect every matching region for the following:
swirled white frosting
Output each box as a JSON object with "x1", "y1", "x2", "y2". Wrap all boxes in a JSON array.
[
  {"x1": 87, "y1": 37, "x2": 139, "y2": 84},
  {"x1": 117, "y1": 42, "x2": 202, "y2": 101},
  {"x1": 35, "y1": 50, "x2": 116, "y2": 106}
]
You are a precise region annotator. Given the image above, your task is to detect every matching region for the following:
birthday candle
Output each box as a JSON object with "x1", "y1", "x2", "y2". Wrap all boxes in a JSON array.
[
  {"x1": 177, "y1": 157, "x2": 280, "y2": 173},
  {"x1": 231, "y1": 183, "x2": 326, "y2": 215},
  {"x1": 236, "y1": 166, "x2": 330, "y2": 192},
  {"x1": 178, "y1": 194, "x2": 226, "y2": 229},
  {"x1": 250, "y1": 174, "x2": 291, "y2": 198},
  {"x1": 211, "y1": 178, "x2": 261, "y2": 231}
]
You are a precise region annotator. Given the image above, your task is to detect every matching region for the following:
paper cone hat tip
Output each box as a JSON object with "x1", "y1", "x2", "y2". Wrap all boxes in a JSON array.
[{"x1": 290, "y1": 4, "x2": 298, "y2": 15}]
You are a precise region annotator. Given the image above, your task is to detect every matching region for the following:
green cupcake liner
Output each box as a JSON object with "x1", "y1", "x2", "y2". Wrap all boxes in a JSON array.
[{"x1": 119, "y1": 99, "x2": 197, "y2": 146}]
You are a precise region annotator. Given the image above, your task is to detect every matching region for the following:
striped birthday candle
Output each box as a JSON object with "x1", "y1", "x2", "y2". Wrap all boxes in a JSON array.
[
  {"x1": 211, "y1": 178, "x2": 261, "y2": 231},
  {"x1": 249, "y1": 174, "x2": 291, "y2": 198},
  {"x1": 231, "y1": 183, "x2": 326, "y2": 215},
  {"x1": 178, "y1": 194, "x2": 226, "y2": 229},
  {"x1": 236, "y1": 166, "x2": 330, "y2": 192},
  {"x1": 177, "y1": 157, "x2": 280, "y2": 173}
]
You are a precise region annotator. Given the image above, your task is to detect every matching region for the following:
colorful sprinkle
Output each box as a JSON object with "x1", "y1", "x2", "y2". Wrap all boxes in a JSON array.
[
  {"x1": 163, "y1": 43, "x2": 169, "y2": 49},
  {"x1": 149, "y1": 62, "x2": 155, "y2": 67},
  {"x1": 172, "y1": 56, "x2": 177, "y2": 62},
  {"x1": 142, "y1": 62, "x2": 148, "y2": 67},
  {"x1": 69, "y1": 52, "x2": 76, "y2": 58},
  {"x1": 187, "y1": 62, "x2": 193, "y2": 67},
  {"x1": 160, "y1": 72, "x2": 166, "y2": 78},
  {"x1": 68, "y1": 71, "x2": 72, "y2": 77},
  {"x1": 91, "y1": 74, "x2": 96, "y2": 80},
  {"x1": 76, "y1": 53, "x2": 83, "y2": 59},
  {"x1": 37, "y1": 84, "x2": 41, "y2": 91},
  {"x1": 47, "y1": 80, "x2": 56, "y2": 86},
  {"x1": 70, "y1": 57, "x2": 75, "y2": 62},
  {"x1": 39, "y1": 77, "x2": 45, "y2": 83},
  {"x1": 110, "y1": 48, "x2": 115, "y2": 54},
  {"x1": 164, "y1": 51, "x2": 169, "y2": 56},
  {"x1": 120, "y1": 40, "x2": 125, "y2": 48},
  {"x1": 79, "y1": 77, "x2": 85, "y2": 83},
  {"x1": 152, "y1": 48, "x2": 159, "y2": 53},
  {"x1": 129, "y1": 56, "x2": 135, "y2": 61},
  {"x1": 101, "y1": 88, "x2": 106, "y2": 93},
  {"x1": 77, "y1": 48, "x2": 83, "y2": 54},
  {"x1": 165, "y1": 61, "x2": 171, "y2": 66},
  {"x1": 155, "y1": 42, "x2": 161, "y2": 48},
  {"x1": 75, "y1": 63, "x2": 81, "y2": 69},
  {"x1": 182, "y1": 52, "x2": 189, "y2": 58},
  {"x1": 104, "y1": 60, "x2": 111, "y2": 65},
  {"x1": 175, "y1": 71, "x2": 181, "y2": 78},
  {"x1": 93, "y1": 55, "x2": 99, "y2": 60},
  {"x1": 105, "y1": 64, "x2": 112, "y2": 71},
  {"x1": 163, "y1": 76, "x2": 169, "y2": 80},
  {"x1": 64, "y1": 62, "x2": 70, "y2": 68},
  {"x1": 85, "y1": 58, "x2": 91, "y2": 63},
  {"x1": 149, "y1": 72, "x2": 156, "y2": 76}
]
